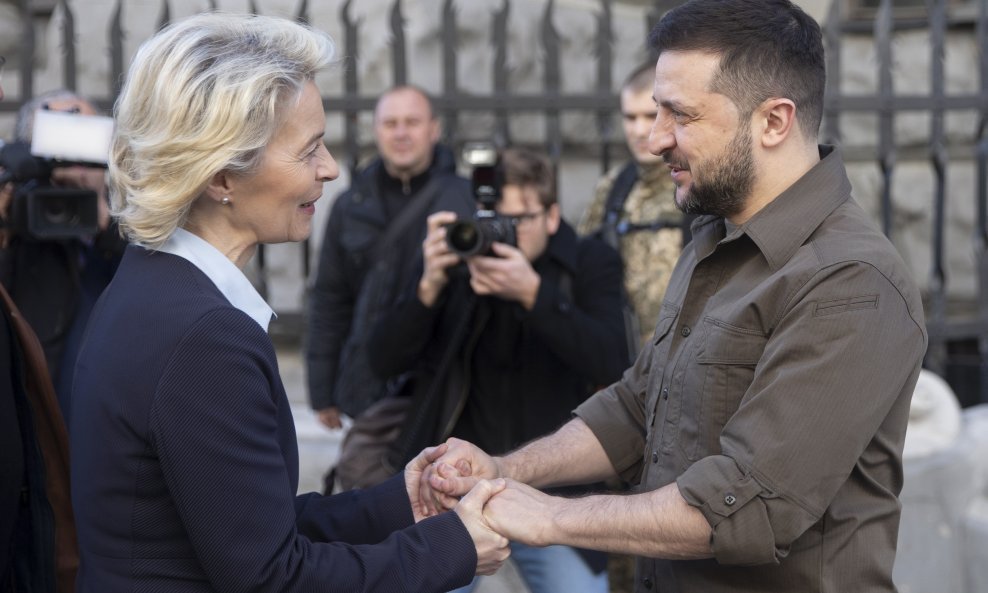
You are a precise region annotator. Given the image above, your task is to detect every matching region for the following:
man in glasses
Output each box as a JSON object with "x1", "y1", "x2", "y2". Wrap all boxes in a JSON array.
[{"x1": 367, "y1": 147, "x2": 628, "y2": 593}]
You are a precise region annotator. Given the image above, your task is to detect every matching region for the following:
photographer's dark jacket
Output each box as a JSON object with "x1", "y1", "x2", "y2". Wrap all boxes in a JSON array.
[
  {"x1": 0, "y1": 225, "x2": 126, "y2": 418},
  {"x1": 306, "y1": 145, "x2": 473, "y2": 416},
  {"x1": 368, "y1": 220, "x2": 628, "y2": 466}
]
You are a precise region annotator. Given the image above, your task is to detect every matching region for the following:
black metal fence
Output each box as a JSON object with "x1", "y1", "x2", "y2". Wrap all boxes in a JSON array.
[{"x1": 2, "y1": 0, "x2": 987, "y2": 404}]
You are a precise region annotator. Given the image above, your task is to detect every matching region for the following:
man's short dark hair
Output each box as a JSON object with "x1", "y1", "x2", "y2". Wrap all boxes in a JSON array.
[
  {"x1": 622, "y1": 61, "x2": 655, "y2": 95},
  {"x1": 375, "y1": 84, "x2": 438, "y2": 120},
  {"x1": 500, "y1": 147, "x2": 556, "y2": 208},
  {"x1": 648, "y1": 0, "x2": 825, "y2": 139}
]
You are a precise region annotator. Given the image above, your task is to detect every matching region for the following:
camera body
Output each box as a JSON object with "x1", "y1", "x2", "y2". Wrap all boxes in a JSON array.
[
  {"x1": 445, "y1": 143, "x2": 516, "y2": 257},
  {"x1": 0, "y1": 141, "x2": 99, "y2": 240},
  {"x1": 0, "y1": 110, "x2": 112, "y2": 241}
]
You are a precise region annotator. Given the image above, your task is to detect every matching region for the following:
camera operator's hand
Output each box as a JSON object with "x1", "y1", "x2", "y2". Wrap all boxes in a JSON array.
[
  {"x1": 316, "y1": 406, "x2": 343, "y2": 430},
  {"x1": 418, "y1": 211, "x2": 461, "y2": 308},
  {"x1": 51, "y1": 166, "x2": 111, "y2": 231},
  {"x1": 466, "y1": 242, "x2": 541, "y2": 310}
]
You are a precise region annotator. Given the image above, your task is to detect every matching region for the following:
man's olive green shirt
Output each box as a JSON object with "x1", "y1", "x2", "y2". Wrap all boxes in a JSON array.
[{"x1": 576, "y1": 146, "x2": 927, "y2": 593}]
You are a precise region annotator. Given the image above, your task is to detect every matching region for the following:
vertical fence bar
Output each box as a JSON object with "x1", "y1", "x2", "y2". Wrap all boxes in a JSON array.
[
  {"x1": 822, "y1": 0, "x2": 842, "y2": 146},
  {"x1": 875, "y1": 0, "x2": 895, "y2": 239},
  {"x1": 157, "y1": 0, "x2": 171, "y2": 30},
  {"x1": 59, "y1": 0, "x2": 77, "y2": 91},
  {"x1": 390, "y1": 0, "x2": 407, "y2": 87},
  {"x1": 296, "y1": 0, "x2": 310, "y2": 24},
  {"x1": 108, "y1": 0, "x2": 124, "y2": 101},
  {"x1": 209, "y1": 0, "x2": 219, "y2": 12},
  {"x1": 542, "y1": 0, "x2": 562, "y2": 170},
  {"x1": 18, "y1": 0, "x2": 35, "y2": 101},
  {"x1": 977, "y1": 0, "x2": 988, "y2": 403},
  {"x1": 342, "y1": 0, "x2": 361, "y2": 174},
  {"x1": 248, "y1": 0, "x2": 259, "y2": 15},
  {"x1": 492, "y1": 0, "x2": 511, "y2": 147},
  {"x1": 595, "y1": 0, "x2": 614, "y2": 176},
  {"x1": 442, "y1": 0, "x2": 459, "y2": 144},
  {"x1": 926, "y1": 0, "x2": 949, "y2": 377}
]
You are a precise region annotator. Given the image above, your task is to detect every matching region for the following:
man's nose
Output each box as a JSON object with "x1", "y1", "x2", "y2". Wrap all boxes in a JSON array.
[{"x1": 648, "y1": 115, "x2": 674, "y2": 157}]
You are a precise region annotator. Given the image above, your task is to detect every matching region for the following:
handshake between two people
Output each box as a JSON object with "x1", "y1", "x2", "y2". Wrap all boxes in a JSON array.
[{"x1": 403, "y1": 438, "x2": 553, "y2": 577}]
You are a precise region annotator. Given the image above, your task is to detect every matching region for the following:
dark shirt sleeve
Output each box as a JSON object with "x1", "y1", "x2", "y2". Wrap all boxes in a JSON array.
[
  {"x1": 154, "y1": 310, "x2": 476, "y2": 592},
  {"x1": 305, "y1": 197, "x2": 356, "y2": 411},
  {"x1": 574, "y1": 339, "x2": 656, "y2": 484},
  {"x1": 675, "y1": 262, "x2": 926, "y2": 565},
  {"x1": 523, "y1": 238, "x2": 628, "y2": 386}
]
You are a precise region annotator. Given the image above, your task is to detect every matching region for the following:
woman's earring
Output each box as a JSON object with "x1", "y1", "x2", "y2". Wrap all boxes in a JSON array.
[{"x1": 221, "y1": 196, "x2": 231, "y2": 205}]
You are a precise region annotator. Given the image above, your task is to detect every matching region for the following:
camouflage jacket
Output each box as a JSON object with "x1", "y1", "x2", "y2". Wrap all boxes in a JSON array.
[{"x1": 578, "y1": 162, "x2": 683, "y2": 347}]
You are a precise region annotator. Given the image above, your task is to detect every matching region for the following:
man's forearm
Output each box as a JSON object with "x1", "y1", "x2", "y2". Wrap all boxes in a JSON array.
[
  {"x1": 499, "y1": 418, "x2": 617, "y2": 489},
  {"x1": 545, "y1": 482, "x2": 713, "y2": 559}
]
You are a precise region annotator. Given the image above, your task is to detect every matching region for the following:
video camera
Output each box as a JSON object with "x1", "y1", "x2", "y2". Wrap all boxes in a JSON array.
[
  {"x1": 0, "y1": 109, "x2": 114, "y2": 240},
  {"x1": 445, "y1": 143, "x2": 517, "y2": 257}
]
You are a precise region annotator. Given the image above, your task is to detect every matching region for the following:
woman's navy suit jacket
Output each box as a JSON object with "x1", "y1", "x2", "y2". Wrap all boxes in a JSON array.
[{"x1": 70, "y1": 245, "x2": 475, "y2": 592}]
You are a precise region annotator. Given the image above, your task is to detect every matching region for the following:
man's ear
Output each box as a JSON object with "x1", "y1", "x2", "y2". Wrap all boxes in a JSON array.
[
  {"x1": 757, "y1": 98, "x2": 798, "y2": 149},
  {"x1": 204, "y1": 170, "x2": 235, "y2": 205},
  {"x1": 545, "y1": 203, "x2": 561, "y2": 235},
  {"x1": 428, "y1": 117, "x2": 442, "y2": 144}
]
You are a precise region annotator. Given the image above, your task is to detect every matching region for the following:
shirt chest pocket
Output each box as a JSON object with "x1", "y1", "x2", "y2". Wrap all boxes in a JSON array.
[{"x1": 681, "y1": 317, "x2": 767, "y2": 461}]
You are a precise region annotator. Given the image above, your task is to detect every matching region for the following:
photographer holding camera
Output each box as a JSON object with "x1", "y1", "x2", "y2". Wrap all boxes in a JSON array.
[
  {"x1": 367, "y1": 147, "x2": 628, "y2": 593},
  {"x1": 1, "y1": 66, "x2": 79, "y2": 593},
  {"x1": 0, "y1": 90, "x2": 126, "y2": 419}
]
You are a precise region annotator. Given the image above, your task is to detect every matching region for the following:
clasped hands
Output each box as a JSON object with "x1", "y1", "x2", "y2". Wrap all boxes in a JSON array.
[{"x1": 404, "y1": 438, "x2": 552, "y2": 576}]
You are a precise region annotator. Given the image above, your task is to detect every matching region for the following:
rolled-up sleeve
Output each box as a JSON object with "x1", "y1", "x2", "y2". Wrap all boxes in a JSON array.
[
  {"x1": 676, "y1": 261, "x2": 926, "y2": 565},
  {"x1": 575, "y1": 344, "x2": 653, "y2": 483}
]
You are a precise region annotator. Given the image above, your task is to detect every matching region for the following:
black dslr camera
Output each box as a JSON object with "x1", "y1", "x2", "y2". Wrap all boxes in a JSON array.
[
  {"x1": 0, "y1": 110, "x2": 113, "y2": 240},
  {"x1": 445, "y1": 143, "x2": 516, "y2": 257}
]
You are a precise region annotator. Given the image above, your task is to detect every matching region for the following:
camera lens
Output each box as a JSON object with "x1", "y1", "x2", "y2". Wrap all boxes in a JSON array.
[
  {"x1": 43, "y1": 194, "x2": 80, "y2": 226},
  {"x1": 446, "y1": 220, "x2": 482, "y2": 256}
]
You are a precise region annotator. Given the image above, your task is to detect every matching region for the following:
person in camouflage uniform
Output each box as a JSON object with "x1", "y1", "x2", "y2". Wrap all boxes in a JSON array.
[{"x1": 578, "y1": 62, "x2": 685, "y2": 349}]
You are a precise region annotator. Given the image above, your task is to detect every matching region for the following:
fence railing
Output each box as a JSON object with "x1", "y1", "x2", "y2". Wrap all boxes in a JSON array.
[{"x1": 2, "y1": 0, "x2": 987, "y2": 404}]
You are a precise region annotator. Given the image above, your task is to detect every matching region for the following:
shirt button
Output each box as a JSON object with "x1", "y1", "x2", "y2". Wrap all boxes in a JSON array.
[
  {"x1": 643, "y1": 577, "x2": 653, "y2": 589},
  {"x1": 651, "y1": 451, "x2": 658, "y2": 464},
  {"x1": 725, "y1": 493, "x2": 737, "y2": 506},
  {"x1": 681, "y1": 325, "x2": 691, "y2": 337},
  {"x1": 662, "y1": 388, "x2": 669, "y2": 400}
]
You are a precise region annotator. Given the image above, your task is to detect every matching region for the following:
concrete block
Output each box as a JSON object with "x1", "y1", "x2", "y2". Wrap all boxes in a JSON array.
[{"x1": 964, "y1": 498, "x2": 988, "y2": 593}]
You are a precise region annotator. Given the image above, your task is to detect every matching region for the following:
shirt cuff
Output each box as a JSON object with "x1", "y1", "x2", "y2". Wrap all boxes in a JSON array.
[{"x1": 676, "y1": 455, "x2": 782, "y2": 566}]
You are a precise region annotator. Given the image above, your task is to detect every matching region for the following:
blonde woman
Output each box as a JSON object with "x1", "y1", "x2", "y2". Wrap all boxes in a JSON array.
[{"x1": 69, "y1": 13, "x2": 507, "y2": 592}]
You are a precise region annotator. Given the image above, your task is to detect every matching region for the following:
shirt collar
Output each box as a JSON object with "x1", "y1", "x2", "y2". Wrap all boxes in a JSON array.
[
  {"x1": 155, "y1": 228, "x2": 275, "y2": 331},
  {"x1": 742, "y1": 145, "x2": 852, "y2": 271},
  {"x1": 691, "y1": 145, "x2": 852, "y2": 270}
]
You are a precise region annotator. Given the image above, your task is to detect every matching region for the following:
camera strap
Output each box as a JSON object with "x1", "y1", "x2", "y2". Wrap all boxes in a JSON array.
[
  {"x1": 368, "y1": 176, "x2": 445, "y2": 266},
  {"x1": 601, "y1": 161, "x2": 694, "y2": 248}
]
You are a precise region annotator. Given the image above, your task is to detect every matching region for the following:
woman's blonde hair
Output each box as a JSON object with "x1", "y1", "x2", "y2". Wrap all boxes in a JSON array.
[{"x1": 110, "y1": 13, "x2": 335, "y2": 247}]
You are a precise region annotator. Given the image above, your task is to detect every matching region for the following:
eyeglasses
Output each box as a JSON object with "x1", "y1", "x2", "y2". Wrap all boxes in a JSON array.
[{"x1": 504, "y1": 210, "x2": 546, "y2": 227}]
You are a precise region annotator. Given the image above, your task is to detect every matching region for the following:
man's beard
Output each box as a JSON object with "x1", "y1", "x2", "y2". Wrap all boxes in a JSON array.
[{"x1": 667, "y1": 126, "x2": 755, "y2": 219}]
